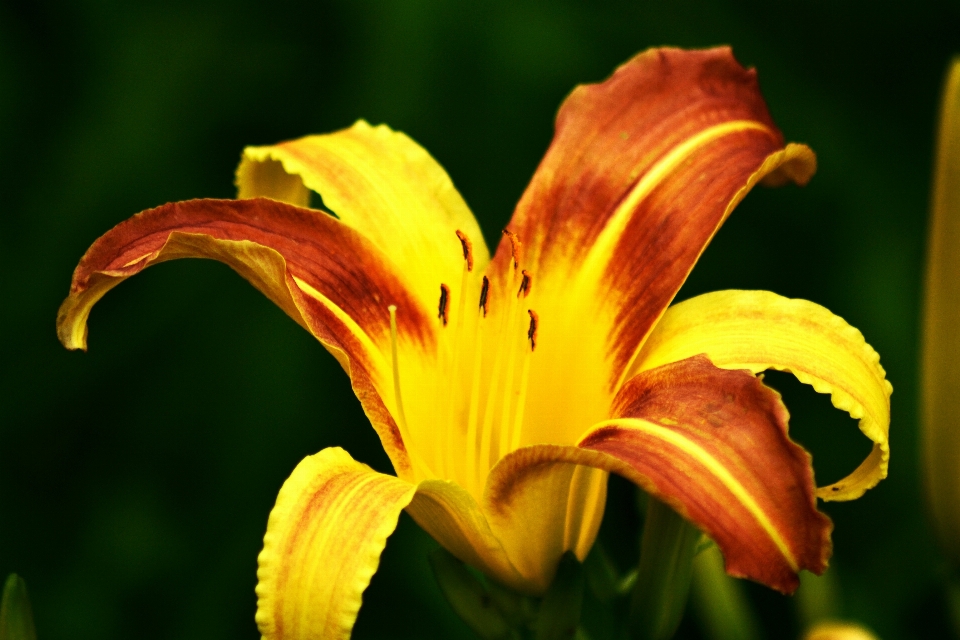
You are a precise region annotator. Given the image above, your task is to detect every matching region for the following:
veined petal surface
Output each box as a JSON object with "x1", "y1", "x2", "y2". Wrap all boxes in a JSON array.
[
  {"x1": 490, "y1": 47, "x2": 816, "y2": 388},
  {"x1": 476, "y1": 355, "x2": 830, "y2": 594},
  {"x1": 634, "y1": 290, "x2": 891, "y2": 501},
  {"x1": 56, "y1": 197, "x2": 436, "y2": 477},
  {"x1": 585, "y1": 355, "x2": 831, "y2": 593},
  {"x1": 405, "y1": 479, "x2": 532, "y2": 592},
  {"x1": 237, "y1": 120, "x2": 490, "y2": 312},
  {"x1": 256, "y1": 448, "x2": 417, "y2": 640}
]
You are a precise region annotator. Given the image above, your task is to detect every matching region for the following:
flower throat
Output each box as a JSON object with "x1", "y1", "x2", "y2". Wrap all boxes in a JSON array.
[{"x1": 388, "y1": 230, "x2": 538, "y2": 496}]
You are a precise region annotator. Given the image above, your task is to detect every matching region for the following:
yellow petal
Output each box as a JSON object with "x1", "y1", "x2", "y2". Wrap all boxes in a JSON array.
[
  {"x1": 408, "y1": 455, "x2": 607, "y2": 595},
  {"x1": 634, "y1": 290, "x2": 891, "y2": 501},
  {"x1": 237, "y1": 120, "x2": 490, "y2": 314},
  {"x1": 802, "y1": 622, "x2": 880, "y2": 640},
  {"x1": 256, "y1": 447, "x2": 416, "y2": 640},
  {"x1": 483, "y1": 450, "x2": 608, "y2": 593},
  {"x1": 922, "y1": 56, "x2": 960, "y2": 565},
  {"x1": 405, "y1": 479, "x2": 531, "y2": 592}
]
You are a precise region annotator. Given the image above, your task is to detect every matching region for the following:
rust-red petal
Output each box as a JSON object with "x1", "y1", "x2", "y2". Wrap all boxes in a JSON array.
[
  {"x1": 57, "y1": 197, "x2": 434, "y2": 478},
  {"x1": 580, "y1": 355, "x2": 831, "y2": 593},
  {"x1": 490, "y1": 47, "x2": 814, "y2": 387}
]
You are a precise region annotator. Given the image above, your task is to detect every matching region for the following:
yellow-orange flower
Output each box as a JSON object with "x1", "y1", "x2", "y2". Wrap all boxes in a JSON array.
[{"x1": 57, "y1": 48, "x2": 891, "y2": 640}]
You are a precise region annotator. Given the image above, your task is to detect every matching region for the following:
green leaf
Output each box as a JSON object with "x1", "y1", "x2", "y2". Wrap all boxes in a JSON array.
[
  {"x1": 0, "y1": 574, "x2": 37, "y2": 640},
  {"x1": 691, "y1": 545, "x2": 761, "y2": 640}
]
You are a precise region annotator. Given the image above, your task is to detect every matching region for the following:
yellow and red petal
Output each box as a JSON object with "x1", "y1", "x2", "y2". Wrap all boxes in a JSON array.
[
  {"x1": 634, "y1": 290, "x2": 892, "y2": 501},
  {"x1": 237, "y1": 120, "x2": 490, "y2": 312},
  {"x1": 480, "y1": 448, "x2": 609, "y2": 593},
  {"x1": 56, "y1": 197, "x2": 436, "y2": 477},
  {"x1": 256, "y1": 447, "x2": 417, "y2": 640},
  {"x1": 490, "y1": 46, "x2": 815, "y2": 388},
  {"x1": 405, "y1": 479, "x2": 532, "y2": 593},
  {"x1": 588, "y1": 355, "x2": 831, "y2": 593},
  {"x1": 479, "y1": 355, "x2": 830, "y2": 594}
]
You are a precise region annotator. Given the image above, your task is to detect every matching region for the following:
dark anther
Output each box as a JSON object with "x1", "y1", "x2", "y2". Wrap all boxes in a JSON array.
[
  {"x1": 502, "y1": 229, "x2": 522, "y2": 270},
  {"x1": 438, "y1": 284, "x2": 450, "y2": 326},
  {"x1": 517, "y1": 270, "x2": 533, "y2": 298},
  {"x1": 527, "y1": 309, "x2": 539, "y2": 351},
  {"x1": 479, "y1": 276, "x2": 490, "y2": 317},
  {"x1": 455, "y1": 230, "x2": 474, "y2": 272}
]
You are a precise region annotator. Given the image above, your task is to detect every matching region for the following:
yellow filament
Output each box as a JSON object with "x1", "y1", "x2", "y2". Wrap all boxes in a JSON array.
[
  {"x1": 465, "y1": 306, "x2": 485, "y2": 495},
  {"x1": 443, "y1": 262, "x2": 472, "y2": 482},
  {"x1": 498, "y1": 299, "x2": 523, "y2": 458},
  {"x1": 479, "y1": 276, "x2": 517, "y2": 475},
  {"x1": 508, "y1": 344, "x2": 533, "y2": 452}
]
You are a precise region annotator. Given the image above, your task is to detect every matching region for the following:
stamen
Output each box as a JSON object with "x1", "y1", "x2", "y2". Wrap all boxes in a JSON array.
[
  {"x1": 497, "y1": 301, "x2": 525, "y2": 459},
  {"x1": 438, "y1": 284, "x2": 450, "y2": 326},
  {"x1": 509, "y1": 316, "x2": 537, "y2": 451},
  {"x1": 444, "y1": 254, "x2": 472, "y2": 480},
  {"x1": 479, "y1": 276, "x2": 490, "y2": 317},
  {"x1": 465, "y1": 286, "x2": 486, "y2": 493},
  {"x1": 456, "y1": 230, "x2": 474, "y2": 272},
  {"x1": 517, "y1": 270, "x2": 533, "y2": 298},
  {"x1": 503, "y1": 229, "x2": 523, "y2": 270},
  {"x1": 481, "y1": 274, "x2": 520, "y2": 469},
  {"x1": 527, "y1": 309, "x2": 539, "y2": 351}
]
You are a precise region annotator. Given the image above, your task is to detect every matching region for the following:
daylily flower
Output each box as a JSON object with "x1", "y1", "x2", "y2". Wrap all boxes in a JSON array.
[{"x1": 57, "y1": 47, "x2": 891, "y2": 639}]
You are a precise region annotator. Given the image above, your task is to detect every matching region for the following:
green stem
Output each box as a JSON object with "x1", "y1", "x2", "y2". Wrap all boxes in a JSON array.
[
  {"x1": 691, "y1": 544, "x2": 761, "y2": 640},
  {"x1": 628, "y1": 498, "x2": 700, "y2": 640},
  {"x1": 794, "y1": 567, "x2": 840, "y2": 630}
]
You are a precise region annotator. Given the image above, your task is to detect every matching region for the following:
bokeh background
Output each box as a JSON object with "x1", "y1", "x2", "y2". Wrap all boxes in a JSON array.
[{"x1": 3, "y1": 1, "x2": 959, "y2": 638}]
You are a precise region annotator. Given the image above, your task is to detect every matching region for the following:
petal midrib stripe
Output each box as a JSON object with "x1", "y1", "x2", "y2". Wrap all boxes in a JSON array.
[
  {"x1": 596, "y1": 417, "x2": 799, "y2": 571},
  {"x1": 293, "y1": 276, "x2": 389, "y2": 374},
  {"x1": 578, "y1": 119, "x2": 773, "y2": 282}
]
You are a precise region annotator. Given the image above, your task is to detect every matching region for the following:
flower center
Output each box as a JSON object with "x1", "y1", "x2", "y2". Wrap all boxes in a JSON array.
[{"x1": 388, "y1": 230, "x2": 538, "y2": 496}]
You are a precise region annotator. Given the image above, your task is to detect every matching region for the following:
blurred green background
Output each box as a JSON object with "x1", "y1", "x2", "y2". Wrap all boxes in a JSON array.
[{"x1": 2, "y1": 1, "x2": 959, "y2": 638}]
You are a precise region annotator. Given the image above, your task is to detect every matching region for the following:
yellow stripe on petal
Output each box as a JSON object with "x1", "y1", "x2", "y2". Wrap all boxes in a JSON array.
[
  {"x1": 922, "y1": 57, "x2": 960, "y2": 567},
  {"x1": 237, "y1": 121, "x2": 490, "y2": 312},
  {"x1": 256, "y1": 448, "x2": 416, "y2": 640},
  {"x1": 577, "y1": 120, "x2": 771, "y2": 285},
  {"x1": 293, "y1": 276, "x2": 388, "y2": 376},
  {"x1": 635, "y1": 290, "x2": 892, "y2": 501},
  {"x1": 603, "y1": 418, "x2": 798, "y2": 572},
  {"x1": 581, "y1": 355, "x2": 831, "y2": 593}
]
